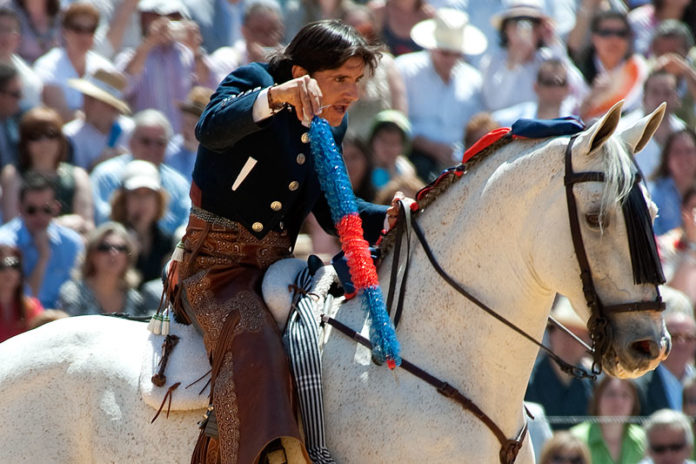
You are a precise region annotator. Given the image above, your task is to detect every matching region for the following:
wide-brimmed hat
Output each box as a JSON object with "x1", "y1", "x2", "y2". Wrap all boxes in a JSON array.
[
  {"x1": 410, "y1": 8, "x2": 487, "y2": 56},
  {"x1": 178, "y1": 86, "x2": 214, "y2": 117},
  {"x1": 68, "y1": 69, "x2": 131, "y2": 115},
  {"x1": 121, "y1": 160, "x2": 162, "y2": 192},
  {"x1": 138, "y1": 0, "x2": 190, "y2": 18},
  {"x1": 491, "y1": 0, "x2": 548, "y2": 30}
]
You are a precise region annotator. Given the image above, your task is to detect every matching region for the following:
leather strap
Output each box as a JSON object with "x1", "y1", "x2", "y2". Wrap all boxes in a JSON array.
[{"x1": 321, "y1": 314, "x2": 528, "y2": 464}]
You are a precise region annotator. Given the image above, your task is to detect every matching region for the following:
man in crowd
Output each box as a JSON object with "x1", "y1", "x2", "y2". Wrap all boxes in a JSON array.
[
  {"x1": 396, "y1": 8, "x2": 486, "y2": 181},
  {"x1": 0, "y1": 173, "x2": 83, "y2": 308},
  {"x1": 639, "y1": 409, "x2": 695, "y2": 464},
  {"x1": 90, "y1": 109, "x2": 191, "y2": 235},
  {"x1": 0, "y1": 7, "x2": 41, "y2": 111}
]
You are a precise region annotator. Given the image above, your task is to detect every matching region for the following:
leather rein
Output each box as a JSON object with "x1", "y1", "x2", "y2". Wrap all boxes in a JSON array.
[{"x1": 322, "y1": 134, "x2": 665, "y2": 464}]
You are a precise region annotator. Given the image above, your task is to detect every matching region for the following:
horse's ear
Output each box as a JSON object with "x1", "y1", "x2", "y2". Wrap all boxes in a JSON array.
[
  {"x1": 618, "y1": 102, "x2": 666, "y2": 154},
  {"x1": 575, "y1": 100, "x2": 624, "y2": 156}
]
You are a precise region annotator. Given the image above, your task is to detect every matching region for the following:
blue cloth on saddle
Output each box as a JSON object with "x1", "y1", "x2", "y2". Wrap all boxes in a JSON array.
[{"x1": 510, "y1": 116, "x2": 585, "y2": 138}]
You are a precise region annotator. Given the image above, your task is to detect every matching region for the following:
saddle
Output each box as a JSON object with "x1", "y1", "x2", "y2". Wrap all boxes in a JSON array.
[{"x1": 140, "y1": 258, "x2": 334, "y2": 416}]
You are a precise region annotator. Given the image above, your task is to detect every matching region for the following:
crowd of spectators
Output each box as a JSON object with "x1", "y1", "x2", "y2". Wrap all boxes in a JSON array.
[{"x1": 0, "y1": 0, "x2": 695, "y2": 461}]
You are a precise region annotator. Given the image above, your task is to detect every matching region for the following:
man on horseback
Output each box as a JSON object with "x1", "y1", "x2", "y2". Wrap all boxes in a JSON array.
[{"x1": 169, "y1": 20, "x2": 394, "y2": 464}]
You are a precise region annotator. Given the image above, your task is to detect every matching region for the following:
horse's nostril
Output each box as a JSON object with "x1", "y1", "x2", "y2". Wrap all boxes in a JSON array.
[{"x1": 630, "y1": 339, "x2": 658, "y2": 359}]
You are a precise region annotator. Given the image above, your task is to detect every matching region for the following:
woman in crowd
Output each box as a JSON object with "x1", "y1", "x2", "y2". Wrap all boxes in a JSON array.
[
  {"x1": 480, "y1": 0, "x2": 586, "y2": 113},
  {"x1": 574, "y1": 10, "x2": 648, "y2": 120},
  {"x1": 0, "y1": 106, "x2": 92, "y2": 229},
  {"x1": 0, "y1": 245, "x2": 43, "y2": 342},
  {"x1": 33, "y1": 3, "x2": 114, "y2": 123},
  {"x1": 629, "y1": 0, "x2": 696, "y2": 56},
  {"x1": 58, "y1": 221, "x2": 145, "y2": 316},
  {"x1": 367, "y1": 0, "x2": 433, "y2": 56},
  {"x1": 571, "y1": 376, "x2": 646, "y2": 464},
  {"x1": 109, "y1": 159, "x2": 172, "y2": 286},
  {"x1": 5, "y1": 0, "x2": 60, "y2": 63},
  {"x1": 649, "y1": 128, "x2": 696, "y2": 236},
  {"x1": 539, "y1": 431, "x2": 592, "y2": 464}
]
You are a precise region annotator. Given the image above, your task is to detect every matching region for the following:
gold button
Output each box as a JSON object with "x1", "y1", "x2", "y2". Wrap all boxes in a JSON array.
[
  {"x1": 296, "y1": 153, "x2": 306, "y2": 165},
  {"x1": 270, "y1": 201, "x2": 282, "y2": 211},
  {"x1": 301, "y1": 132, "x2": 310, "y2": 144},
  {"x1": 288, "y1": 181, "x2": 299, "y2": 191},
  {"x1": 251, "y1": 222, "x2": 263, "y2": 232}
]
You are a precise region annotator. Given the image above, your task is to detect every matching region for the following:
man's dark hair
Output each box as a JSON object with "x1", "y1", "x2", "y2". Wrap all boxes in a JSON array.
[
  {"x1": 652, "y1": 19, "x2": 695, "y2": 51},
  {"x1": 19, "y1": 171, "x2": 56, "y2": 203},
  {"x1": 0, "y1": 61, "x2": 17, "y2": 90},
  {"x1": 536, "y1": 57, "x2": 566, "y2": 82},
  {"x1": 642, "y1": 68, "x2": 675, "y2": 93},
  {"x1": 268, "y1": 20, "x2": 381, "y2": 82}
]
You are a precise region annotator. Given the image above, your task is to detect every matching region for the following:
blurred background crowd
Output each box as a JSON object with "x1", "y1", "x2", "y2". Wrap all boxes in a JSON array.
[{"x1": 0, "y1": 0, "x2": 696, "y2": 461}]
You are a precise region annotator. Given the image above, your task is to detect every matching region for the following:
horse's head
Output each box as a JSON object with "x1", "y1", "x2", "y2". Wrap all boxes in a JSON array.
[{"x1": 538, "y1": 101, "x2": 671, "y2": 379}]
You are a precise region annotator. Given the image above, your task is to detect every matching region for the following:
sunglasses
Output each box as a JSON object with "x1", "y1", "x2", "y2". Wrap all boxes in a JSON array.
[
  {"x1": 651, "y1": 441, "x2": 686, "y2": 454},
  {"x1": 96, "y1": 243, "x2": 129, "y2": 254},
  {"x1": 538, "y1": 77, "x2": 567, "y2": 87},
  {"x1": 136, "y1": 136, "x2": 167, "y2": 148},
  {"x1": 24, "y1": 204, "x2": 54, "y2": 216},
  {"x1": 594, "y1": 28, "x2": 630, "y2": 39},
  {"x1": 67, "y1": 23, "x2": 97, "y2": 35},
  {"x1": 0, "y1": 256, "x2": 20, "y2": 270},
  {"x1": 27, "y1": 131, "x2": 60, "y2": 142},
  {"x1": 0, "y1": 88, "x2": 21, "y2": 99},
  {"x1": 550, "y1": 455, "x2": 583, "y2": 464}
]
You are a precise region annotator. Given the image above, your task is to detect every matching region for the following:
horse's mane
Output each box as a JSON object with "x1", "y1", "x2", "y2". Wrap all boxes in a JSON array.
[{"x1": 379, "y1": 131, "x2": 637, "y2": 256}]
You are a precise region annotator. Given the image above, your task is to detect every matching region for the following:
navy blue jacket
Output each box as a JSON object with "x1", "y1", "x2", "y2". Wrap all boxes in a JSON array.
[{"x1": 192, "y1": 62, "x2": 387, "y2": 245}]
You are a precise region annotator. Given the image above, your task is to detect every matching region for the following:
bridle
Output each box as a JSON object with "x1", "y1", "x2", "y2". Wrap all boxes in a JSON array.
[
  {"x1": 563, "y1": 134, "x2": 665, "y2": 374},
  {"x1": 324, "y1": 134, "x2": 666, "y2": 463}
]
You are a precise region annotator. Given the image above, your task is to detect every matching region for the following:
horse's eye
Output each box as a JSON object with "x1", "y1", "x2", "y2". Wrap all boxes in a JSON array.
[{"x1": 585, "y1": 213, "x2": 604, "y2": 228}]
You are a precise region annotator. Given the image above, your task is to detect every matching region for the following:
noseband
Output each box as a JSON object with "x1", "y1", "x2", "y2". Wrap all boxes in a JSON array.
[{"x1": 563, "y1": 135, "x2": 665, "y2": 374}]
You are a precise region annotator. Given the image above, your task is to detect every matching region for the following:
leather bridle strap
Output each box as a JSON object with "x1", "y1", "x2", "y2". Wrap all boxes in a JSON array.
[
  {"x1": 385, "y1": 202, "x2": 412, "y2": 328},
  {"x1": 409, "y1": 215, "x2": 595, "y2": 380},
  {"x1": 320, "y1": 314, "x2": 528, "y2": 464}
]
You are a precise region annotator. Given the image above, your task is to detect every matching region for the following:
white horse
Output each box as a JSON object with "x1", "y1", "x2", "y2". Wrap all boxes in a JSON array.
[{"x1": 0, "y1": 102, "x2": 671, "y2": 464}]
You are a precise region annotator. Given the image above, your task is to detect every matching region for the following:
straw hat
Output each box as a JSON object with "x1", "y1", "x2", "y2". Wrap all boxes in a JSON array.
[
  {"x1": 491, "y1": 0, "x2": 548, "y2": 30},
  {"x1": 410, "y1": 8, "x2": 488, "y2": 56},
  {"x1": 68, "y1": 69, "x2": 131, "y2": 115},
  {"x1": 178, "y1": 86, "x2": 214, "y2": 117}
]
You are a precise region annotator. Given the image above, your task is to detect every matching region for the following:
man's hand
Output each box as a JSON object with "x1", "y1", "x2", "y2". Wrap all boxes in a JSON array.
[
  {"x1": 385, "y1": 191, "x2": 406, "y2": 230},
  {"x1": 268, "y1": 75, "x2": 323, "y2": 123}
]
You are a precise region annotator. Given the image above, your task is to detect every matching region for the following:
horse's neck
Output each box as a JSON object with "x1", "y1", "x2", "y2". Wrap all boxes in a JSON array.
[{"x1": 378, "y1": 141, "x2": 557, "y2": 432}]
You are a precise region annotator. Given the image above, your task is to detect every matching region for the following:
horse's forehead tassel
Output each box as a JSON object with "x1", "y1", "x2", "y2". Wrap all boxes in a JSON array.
[{"x1": 309, "y1": 116, "x2": 401, "y2": 368}]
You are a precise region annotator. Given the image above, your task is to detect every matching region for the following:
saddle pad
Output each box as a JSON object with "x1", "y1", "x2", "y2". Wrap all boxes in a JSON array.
[{"x1": 140, "y1": 318, "x2": 210, "y2": 412}]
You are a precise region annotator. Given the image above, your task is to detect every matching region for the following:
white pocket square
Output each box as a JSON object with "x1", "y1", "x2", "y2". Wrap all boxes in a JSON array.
[{"x1": 231, "y1": 157, "x2": 257, "y2": 191}]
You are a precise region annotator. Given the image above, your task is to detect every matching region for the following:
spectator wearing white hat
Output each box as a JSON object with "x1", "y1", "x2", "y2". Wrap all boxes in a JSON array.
[
  {"x1": 479, "y1": 0, "x2": 587, "y2": 113},
  {"x1": 90, "y1": 109, "x2": 191, "y2": 236},
  {"x1": 395, "y1": 7, "x2": 486, "y2": 182},
  {"x1": 114, "y1": 0, "x2": 207, "y2": 133},
  {"x1": 109, "y1": 159, "x2": 173, "y2": 285},
  {"x1": 63, "y1": 68, "x2": 135, "y2": 172}
]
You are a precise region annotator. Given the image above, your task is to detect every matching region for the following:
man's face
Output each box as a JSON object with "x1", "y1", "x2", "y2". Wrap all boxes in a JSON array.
[
  {"x1": 430, "y1": 48, "x2": 462, "y2": 80},
  {"x1": 664, "y1": 313, "x2": 696, "y2": 369},
  {"x1": 534, "y1": 69, "x2": 569, "y2": 106},
  {"x1": 129, "y1": 125, "x2": 168, "y2": 165},
  {"x1": 0, "y1": 75, "x2": 21, "y2": 118},
  {"x1": 644, "y1": 73, "x2": 679, "y2": 113},
  {"x1": 20, "y1": 189, "x2": 57, "y2": 233},
  {"x1": 83, "y1": 95, "x2": 118, "y2": 127},
  {"x1": 307, "y1": 56, "x2": 364, "y2": 127},
  {"x1": 651, "y1": 35, "x2": 689, "y2": 58},
  {"x1": 0, "y1": 16, "x2": 20, "y2": 58},
  {"x1": 648, "y1": 426, "x2": 691, "y2": 464}
]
